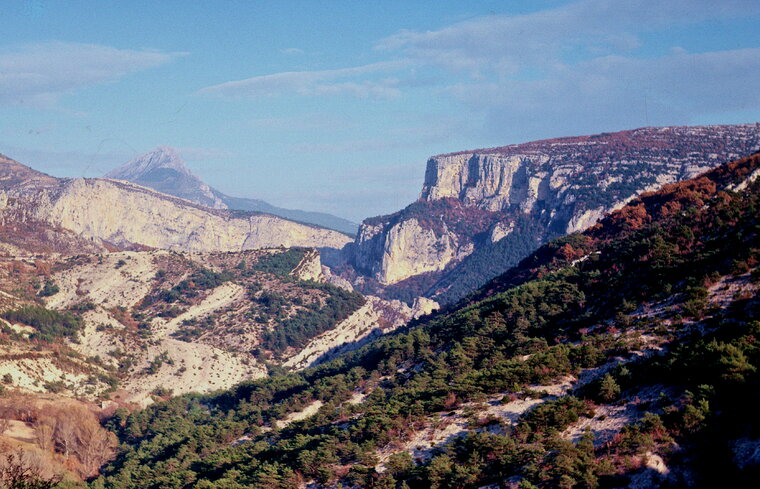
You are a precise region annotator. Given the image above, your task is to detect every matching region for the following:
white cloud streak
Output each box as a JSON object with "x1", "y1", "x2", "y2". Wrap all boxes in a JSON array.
[
  {"x1": 0, "y1": 41, "x2": 184, "y2": 107},
  {"x1": 198, "y1": 60, "x2": 408, "y2": 99},
  {"x1": 376, "y1": 0, "x2": 760, "y2": 76}
]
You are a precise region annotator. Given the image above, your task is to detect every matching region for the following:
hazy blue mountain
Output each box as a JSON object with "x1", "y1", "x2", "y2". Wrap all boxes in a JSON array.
[{"x1": 106, "y1": 147, "x2": 358, "y2": 235}]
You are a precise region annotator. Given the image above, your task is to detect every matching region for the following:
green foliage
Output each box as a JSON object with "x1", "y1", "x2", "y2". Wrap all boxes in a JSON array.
[
  {"x1": 145, "y1": 352, "x2": 171, "y2": 375},
  {"x1": 151, "y1": 386, "x2": 173, "y2": 398},
  {"x1": 43, "y1": 381, "x2": 66, "y2": 393},
  {"x1": 385, "y1": 452, "x2": 413, "y2": 477},
  {"x1": 254, "y1": 291, "x2": 287, "y2": 316},
  {"x1": 70, "y1": 301, "x2": 96, "y2": 313},
  {"x1": 251, "y1": 248, "x2": 308, "y2": 277},
  {"x1": 682, "y1": 286, "x2": 709, "y2": 318},
  {"x1": 38, "y1": 279, "x2": 60, "y2": 297},
  {"x1": 433, "y1": 213, "x2": 552, "y2": 304},
  {"x1": 170, "y1": 316, "x2": 216, "y2": 342},
  {"x1": 519, "y1": 397, "x2": 593, "y2": 438},
  {"x1": 261, "y1": 282, "x2": 365, "y2": 356},
  {"x1": 0, "y1": 305, "x2": 83, "y2": 342},
  {"x1": 597, "y1": 374, "x2": 621, "y2": 403},
  {"x1": 147, "y1": 267, "x2": 233, "y2": 305}
]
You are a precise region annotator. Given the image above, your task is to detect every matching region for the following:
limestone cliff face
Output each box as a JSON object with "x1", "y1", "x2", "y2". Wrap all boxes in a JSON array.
[
  {"x1": 354, "y1": 218, "x2": 459, "y2": 284},
  {"x1": 421, "y1": 154, "x2": 552, "y2": 212},
  {"x1": 353, "y1": 208, "x2": 483, "y2": 285},
  {"x1": 2, "y1": 176, "x2": 352, "y2": 252},
  {"x1": 376, "y1": 218, "x2": 461, "y2": 285},
  {"x1": 353, "y1": 124, "x2": 760, "y2": 289}
]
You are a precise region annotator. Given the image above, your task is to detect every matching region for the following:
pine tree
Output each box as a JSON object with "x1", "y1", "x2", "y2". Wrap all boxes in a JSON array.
[{"x1": 598, "y1": 374, "x2": 621, "y2": 403}]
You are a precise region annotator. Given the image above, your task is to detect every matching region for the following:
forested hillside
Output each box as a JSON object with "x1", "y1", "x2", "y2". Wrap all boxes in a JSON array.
[{"x1": 90, "y1": 153, "x2": 760, "y2": 489}]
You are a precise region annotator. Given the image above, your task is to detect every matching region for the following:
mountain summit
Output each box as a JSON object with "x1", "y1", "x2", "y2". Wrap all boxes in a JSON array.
[
  {"x1": 105, "y1": 147, "x2": 359, "y2": 235},
  {"x1": 107, "y1": 146, "x2": 191, "y2": 180},
  {"x1": 106, "y1": 147, "x2": 226, "y2": 209}
]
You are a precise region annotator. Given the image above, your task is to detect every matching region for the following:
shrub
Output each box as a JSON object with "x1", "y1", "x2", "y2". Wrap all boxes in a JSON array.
[
  {"x1": 152, "y1": 386, "x2": 173, "y2": 397},
  {"x1": 260, "y1": 283, "x2": 365, "y2": 356},
  {"x1": 38, "y1": 279, "x2": 59, "y2": 297},
  {"x1": 149, "y1": 267, "x2": 233, "y2": 305}
]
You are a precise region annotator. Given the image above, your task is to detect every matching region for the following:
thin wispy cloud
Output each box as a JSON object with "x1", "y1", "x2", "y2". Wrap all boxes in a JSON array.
[
  {"x1": 376, "y1": 0, "x2": 760, "y2": 76},
  {"x1": 0, "y1": 41, "x2": 185, "y2": 107},
  {"x1": 0, "y1": 143, "x2": 134, "y2": 177},
  {"x1": 290, "y1": 115, "x2": 466, "y2": 155},
  {"x1": 4, "y1": 1, "x2": 757, "y2": 221},
  {"x1": 248, "y1": 113, "x2": 353, "y2": 132},
  {"x1": 197, "y1": 60, "x2": 409, "y2": 99}
]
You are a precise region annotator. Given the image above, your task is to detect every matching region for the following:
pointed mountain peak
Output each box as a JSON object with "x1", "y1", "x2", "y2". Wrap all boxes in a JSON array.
[
  {"x1": 104, "y1": 146, "x2": 228, "y2": 209},
  {"x1": 106, "y1": 146, "x2": 193, "y2": 181}
]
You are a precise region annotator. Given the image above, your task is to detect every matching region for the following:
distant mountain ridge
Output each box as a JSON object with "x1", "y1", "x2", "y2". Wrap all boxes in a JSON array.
[
  {"x1": 106, "y1": 147, "x2": 359, "y2": 235},
  {"x1": 0, "y1": 153, "x2": 352, "y2": 253},
  {"x1": 351, "y1": 123, "x2": 760, "y2": 304}
]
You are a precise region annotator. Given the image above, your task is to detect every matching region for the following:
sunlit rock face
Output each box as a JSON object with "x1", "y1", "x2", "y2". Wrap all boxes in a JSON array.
[
  {"x1": 0, "y1": 154, "x2": 352, "y2": 253},
  {"x1": 354, "y1": 124, "x2": 760, "y2": 287}
]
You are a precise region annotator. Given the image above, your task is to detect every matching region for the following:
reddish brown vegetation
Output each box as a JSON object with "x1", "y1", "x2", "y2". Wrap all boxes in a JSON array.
[
  {"x1": 594, "y1": 152, "x2": 759, "y2": 241},
  {"x1": 0, "y1": 395, "x2": 116, "y2": 480},
  {"x1": 469, "y1": 151, "x2": 760, "y2": 304}
]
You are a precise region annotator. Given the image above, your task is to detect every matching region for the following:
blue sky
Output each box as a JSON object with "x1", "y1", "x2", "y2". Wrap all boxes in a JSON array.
[{"x1": 2, "y1": 0, "x2": 759, "y2": 221}]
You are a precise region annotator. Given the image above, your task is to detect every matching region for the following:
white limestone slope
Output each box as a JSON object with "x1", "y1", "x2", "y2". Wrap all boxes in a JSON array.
[{"x1": 15, "y1": 177, "x2": 351, "y2": 252}]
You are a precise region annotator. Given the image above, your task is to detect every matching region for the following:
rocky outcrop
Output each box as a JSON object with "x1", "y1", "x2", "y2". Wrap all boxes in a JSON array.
[
  {"x1": 353, "y1": 124, "x2": 760, "y2": 292},
  {"x1": 355, "y1": 218, "x2": 464, "y2": 285},
  {"x1": 0, "y1": 186, "x2": 111, "y2": 257},
  {"x1": 290, "y1": 248, "x2": 324, "y2": 282},
  {"x1": 419, "y1": 124, "x2": 760, "y2": 228},
  {"x1": 421, "y1": 154, "x2": 551, "y2": 212},
  {"x1": 352, "y1": 199, "x2": 496, "y2": 286},
  {"x1": 1, "y1": 165, "x2": 352, "y2": 253},
  {"x1": 489, "y1": 221, "x2": 515, "y2": 243}
]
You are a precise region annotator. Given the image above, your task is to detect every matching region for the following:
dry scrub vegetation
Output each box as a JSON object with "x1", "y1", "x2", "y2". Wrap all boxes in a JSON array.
[{"x1": 0, "y1": 395, "x2": 116, "y2": 481}]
